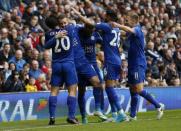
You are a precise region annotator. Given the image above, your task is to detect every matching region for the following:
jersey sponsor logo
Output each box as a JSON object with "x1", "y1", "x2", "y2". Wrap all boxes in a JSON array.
[{"x1": 84, "y1": 46, "x2": 94, "y2": 53}]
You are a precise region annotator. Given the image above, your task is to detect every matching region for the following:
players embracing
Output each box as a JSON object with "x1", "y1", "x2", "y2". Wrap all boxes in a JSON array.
[{"x1": 44, "y1": 8, "x2": 165, "y2": 125}]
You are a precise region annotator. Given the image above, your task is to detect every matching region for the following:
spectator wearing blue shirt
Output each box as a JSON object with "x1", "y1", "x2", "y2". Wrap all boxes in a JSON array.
[
  {"x1": 29, "y1": 59, "x2": 43, "y2": 79},
  {"x1": 9, "y1": 49, "x2": 26, "y2": 72}
]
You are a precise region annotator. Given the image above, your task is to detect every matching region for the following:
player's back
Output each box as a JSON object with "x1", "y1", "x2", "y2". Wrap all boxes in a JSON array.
[
  {"x1": 44, "y1": 25, "x2": 74, "y2": 63},
  {"x1": 72, "y1": 25, "x2": 90, "y2": 66},
  {"x1": 96, "y1": 23, "x2": 121, "y2": 65},
  {"x1": 80, "y1": 31, "x2": 102, "y2": 64},
  {"x1": 127, "y1": 25, "x2": 147, "y2": 69}
]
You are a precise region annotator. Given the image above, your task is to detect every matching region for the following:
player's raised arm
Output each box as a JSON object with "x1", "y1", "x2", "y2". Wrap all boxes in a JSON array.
[
  {"x1": 95, "y1": 23, "x2": 112, "y2": 33},
  {"x1": 95, "y1": 10, "x2": 118, "y2": 33},
  {"x1": 111, "y1": 22, "x2": 135, "y2": 34},
  {"x1": 111, "y1": 12, "x2": 141, "y2": 35},
  {"x1": 71, "y1": 7, "x2": 94, "y2": 26}
]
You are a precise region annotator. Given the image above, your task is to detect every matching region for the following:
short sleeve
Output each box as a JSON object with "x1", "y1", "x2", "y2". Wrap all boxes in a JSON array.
[
  {"x1": 95, "y1": 23, "x2": 112, "y2": 33},
  {"x1": 134, "y1": 26, "x2": 142, "y2": 37}
]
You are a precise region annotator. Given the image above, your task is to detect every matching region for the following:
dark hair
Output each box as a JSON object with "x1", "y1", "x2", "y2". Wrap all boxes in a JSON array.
[
  {"x1": 12, "y1": 70, "x2": 19, "y2": 77},
  {"x1": 3, "y1": 43, "x2": 10, "y2": 47},
  {"x1": 58, "y1": 14, "x2": 66, "y2": 21},
  {"x1": 106, "y1": 10, "x2": 118, "y2": 21},
  {"x1": 45, "y1": 16, "x2": 58, "y2": 29}
]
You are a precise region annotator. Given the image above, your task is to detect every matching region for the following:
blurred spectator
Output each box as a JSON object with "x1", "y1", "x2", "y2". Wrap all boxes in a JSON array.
[
  {"x1": 29, "y1": 15, "x2": 43, "y2": 31},
  {"x1": 9, "y1": 49, "x2": 26, "y2": 71},
  {"x1": 25, "y1": 77, "x2": 38, "y2": 92},
  {"x1": 0, "y1": 27, "x2": 10, "y2": 48},
  {"x1": 163, "y1": 49, "x2": 173, "y2": 65},
  {"x1": 0, "y1": 12, "x2": 11, "y2": 28},
  {"x1": 170, "y1": 76, "x2": 181, "y2": 86},
  {"x1": 146, "y1": 41, "x2": 162, "y2": 62},
  {"x1": 1, "y1": 61, "x2": 11, "y2": 81},
  {"x1": 3, "y1": 70, "x2": 25, "y2": 92},
  {"x1": 22, "y1": 5, "x2": 33, "y2": 25},
  {"x1": 20, "y1": 63, "x2": 30, "y2": 85},
  {"x1": 0, "y1": 43, "x2": 12, "y2": 65},
  {"x1": 41, "y1": 59, "x2": 51, "y2": 75},
  {"x1": 27, "y1": 28, "x2": 40, "y2": 49},
  {"x1": 165, "y1": 62, "x2": 179, "y2": 85},
  {"x1": 29, "y1": 48, "x2": 40, "y2": 64},
  {"x1": 29, "y1": 59, "x2": 43, "y2": 79},
  {"x1": 9, "y1": 62, "x2": 16, "y2": 71},
  {"x1": 35, "y1": 73, "x2": 49, "y2": 91},
  {"x1": 40, "y1": 50, "x2": 51, "y2": 67}
]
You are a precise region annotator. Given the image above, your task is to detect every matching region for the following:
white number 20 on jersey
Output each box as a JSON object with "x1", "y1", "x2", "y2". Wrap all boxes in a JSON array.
[
  {"x1": 110, "y1": 30, "x2": 120, "y2": 47},
  {"x1": 55, "y1": 36, "x2": 70, "y2": 53}
]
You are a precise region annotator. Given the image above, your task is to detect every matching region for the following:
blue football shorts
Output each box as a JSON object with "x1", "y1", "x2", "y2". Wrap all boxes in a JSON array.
[
  {"x1": 103, "y1": 63, "x2": 121, "y2": 81},
  {"x1": 128, "y1": 66, "x2": 146, "y2": 85},
  {"x1": 51, "y1": 61, "x2": 78, "y2": 87},
  {"x1": 78, "y1": 63, "x2": 103, "y2": 87}
]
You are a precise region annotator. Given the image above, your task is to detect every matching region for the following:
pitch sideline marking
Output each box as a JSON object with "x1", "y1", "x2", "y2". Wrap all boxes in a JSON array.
[{"x1": 2, "y1": 116, "x2": 181, "y2": 131}]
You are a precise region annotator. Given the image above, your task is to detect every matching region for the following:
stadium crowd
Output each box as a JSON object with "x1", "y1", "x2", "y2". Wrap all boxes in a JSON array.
[{"x1": 0, "y1": 0, "x2": 180, "y2": 92}]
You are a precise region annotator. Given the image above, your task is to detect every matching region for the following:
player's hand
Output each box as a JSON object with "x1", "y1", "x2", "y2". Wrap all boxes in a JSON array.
[
  {"x1": 110, "y1": 22, "x2": 120, "y2": 28},
  {"x1": 71, "y1": 7, "x2": 81, "y2": 16},
  {"x1": 55, "y1": 31, "x2": 67, "y2": 39}
]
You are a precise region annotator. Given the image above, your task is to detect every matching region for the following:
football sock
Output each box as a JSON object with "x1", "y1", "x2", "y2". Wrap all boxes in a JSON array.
[
  {"x1": 49, "y1": 96, "x2": 57, "y2": 118},
  {"x1": 78, "y1": 91, "x2": 86, "y2": 118},
  {"x1": 106, "y1": 87, "x2": 122, "y2": 111},
  {"x1": 110, "y1": 103, "x2": 117, "y2": 113},
  {"x1": 139, "y1": 90, "x2": 160, "y2": 108},
  {"x1": 130, "y1": 91, "x2": 139, "y2": 117},
  {"x1": 93, "y1": 87, "x2": 102, "y2": 111},
  {"x1": 100, "y1": 90, "x2": 105, "y2": 112},
  {"x1": 67, "y1": 96, "x2": 77, "y2": 119}
]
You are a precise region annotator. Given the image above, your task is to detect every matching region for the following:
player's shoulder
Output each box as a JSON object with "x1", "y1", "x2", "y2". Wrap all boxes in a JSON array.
[
  {"x1": 97, "y1": 22, "x2": 110, "y2": 27},
  {"x1": 97, "y1": 22, "x2": 107, "y2": 25},
  {"x1": 134, "y1": 25, "x2": 142, "y2": 33},
  {"x1": 46, "y1": 29, "x2": 60, "y2": 36}
]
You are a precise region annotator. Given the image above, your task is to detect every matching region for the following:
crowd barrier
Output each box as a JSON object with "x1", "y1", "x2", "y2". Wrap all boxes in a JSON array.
[{"x1": 0, "y1": 87, "x2": 181, "y2": 122}]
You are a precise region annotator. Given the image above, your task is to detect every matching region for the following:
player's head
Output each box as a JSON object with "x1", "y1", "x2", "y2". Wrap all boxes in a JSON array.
[
  {"x1": 45, "y1": 15, "x2": 58, "y2": 29},
  {"x1": 82, "y1": 24, "x2": 95, "y2": 37},
  {"x1": 58, "y1": 14, "x2": 69, "y2": 29},
  {"x1": 105, "y1": 10, "x2": 118, "y2": 22},
  {"x1": 126, "y1": 12, "x2": 139, "y2": 27}
]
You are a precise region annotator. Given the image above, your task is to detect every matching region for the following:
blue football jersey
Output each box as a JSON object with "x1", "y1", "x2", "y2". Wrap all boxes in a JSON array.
[
  {"x1": 80, "y1": 31, "x2": 102, "y2": 64},
  {"x1": 72, "y1": 25, "x2": 86, "y2": 59},
  {"x1": 95, "y1": 23, "x2": 121, "y2": 65},
  {"x1": 71, "y1": 25, "x2": 92, "y2": 66},
  {"x1": 44, "y1": 25, "x2": 74, "y2": 63},
  {"x1": 127, "y1": 24, "x2": 147, "y2": 69}
]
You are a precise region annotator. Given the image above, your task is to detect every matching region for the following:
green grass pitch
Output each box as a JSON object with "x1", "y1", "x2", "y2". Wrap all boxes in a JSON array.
[{"x1": 0, "y1": 110, "x2": 181, "y2": 131}]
